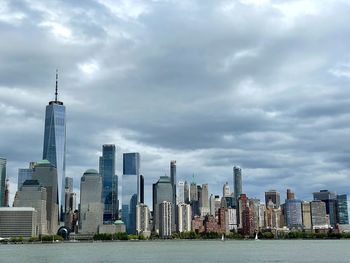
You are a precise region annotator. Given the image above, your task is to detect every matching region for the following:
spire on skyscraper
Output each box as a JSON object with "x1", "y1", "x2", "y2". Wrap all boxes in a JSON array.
[{"x1": 55, "y1": 69, "x2": 58, "y2": 102}]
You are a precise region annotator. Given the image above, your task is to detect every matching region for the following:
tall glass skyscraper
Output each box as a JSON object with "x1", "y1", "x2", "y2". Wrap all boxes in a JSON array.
[
  {"x1": 0, "y1": 158, "x2": 6, "y2": 207},
  {"x1": 42, "y1": 72, "x2": 66, "y2": 220},
  {"x1": 233, "y1": 166, "x2": 242, "y2": 204},
  {"x1": 122, "y1": 153, "x2": 140, "y2": 234},
  {"x1": 99, "y1": 144, "x2": 118, "y2": 223},
  {"x1": 337, "y1": 194, "x2": 349, "y2": 224}
]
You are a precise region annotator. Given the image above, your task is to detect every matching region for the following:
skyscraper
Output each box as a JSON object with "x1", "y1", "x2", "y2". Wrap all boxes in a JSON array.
[
  {"x1": 233, "y1": 166, "x2": 242, "y2": 205},
  {"x1": 200, "y1": 184, "x2": 209, "y2": 217},
  {"x1": 99, "y1": 144, "x2": 118, "y2": 222},
  {"x1": 313, "y1": 190, "x2": 337, "y2": 228},
  {"x1": 32, "y1": 160, "x2": 59, "y2": 234},
  {"x1": 223, "y1": 182, "x2": 230, "y2": 197},
  {"x1": 287, "y1": 189, "x2": 295, "y2": 200},
  {"x1": 184, "y1": 181, "x2": 190, "y2": 204},
  {"x1": 265, "y1": 190, "x2": 281, "y2": 208},
  {"x1": 177, "y1": 203, "x2": 191, "y2": 232},
  {"x1": 310, "y1": 200, "x2": 328, "y2": 229},
  {"x1": 17, "y1": 162, "x2": 36, "y2": 191},
  {"x1": 136, "y1": 203, "x2": 150, "y2": 236},
  {"x1": 79, "y1": 169, "x2": 104, "y2": 234},
  {"x1": 122, "y1": 153, "x2": 140, "y2": 234},
  {"x1": 170, "y1": 161, "x2": 177, "y2": 230},
  {"x1": 159, "y1": 201, "x2": 172, "y2": 238},
  {"x1": 152, "y1": 176, "x2": 173, "y2": 233},
  {"x1": 285, "y1": 199, "x2": 303, "y2": 229},
  {"x1": 336, "y1": 194, "x2": 349, "y2": 224},
  {"x1": 177, "y1": 181, "x2": 185, "y2": 204},
  {"x1": 13, "y1": 179, "x2": 48, "y2": 235},
  {"x1": 42, "y1": 71, "x2": 66, "y2": 220},
  {"x1": 0, "y1": 158, "x2": 6, "y2": 207},
  {"x1": 140, "y1": 175, "x2": 144, "y2": 204}
]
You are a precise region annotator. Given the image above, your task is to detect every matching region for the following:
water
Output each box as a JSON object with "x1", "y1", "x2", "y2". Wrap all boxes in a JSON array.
[{"x1": 1, "y1": 240, "x2": 350, "y2": 263}]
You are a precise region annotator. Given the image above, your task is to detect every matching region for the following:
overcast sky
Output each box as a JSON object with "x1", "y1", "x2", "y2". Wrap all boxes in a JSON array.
[{"x1": 1, "y1": 0, "x2": 350, "y2": 207}]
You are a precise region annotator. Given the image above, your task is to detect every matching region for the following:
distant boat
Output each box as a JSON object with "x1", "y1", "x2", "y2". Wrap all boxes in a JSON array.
[{"x1": 255, "y1": 233, "x2": 259, "y2": 241}]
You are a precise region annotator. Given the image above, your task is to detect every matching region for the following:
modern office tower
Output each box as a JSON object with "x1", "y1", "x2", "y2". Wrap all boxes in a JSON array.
[
  {"x1": 42, "y1": 72, "x2": 66, "y2": 220},
  {"x1": 184, "y1": 181, "x2": 190, "y2": 204},
  {"x1": 140, "y1": 175, "x2": 144, "y2": 204},
  {"x1": 287, "y1": 189, "x2": 295, "y2": 200},
  {"x1": 136, "y1": 203, "x2": 150, "y2": 236},
  {"x1": 80, "y1": 169, "x2": 104, "y2": 234},
  {"x1": 4, "y1": 179, "x2": 9, "y2": 207},
  {"x1": 227, "y1": 208, "x2": 237, "y2": 231},
  {"x1": 0, "y1": 207, "x2": 38, "y2": 238},
  {"x1": 122, "y1": 153, "x2": 140, "y2": 234},
  {"x1": 18, "y1": 162, "x2": 36, "y2": 191},
  {"x1": 337, "y1": 194, "x2": 349, "y2": 224},
  {"x1": 99, "y1": 144, "x2": 118, "y2": 223},
  {"x1": 209, "y1": 194, "x2": 215, "y2": 216},
  {"x1": 190, "y1": 182, "x2": 198, "y2": 201},
  {"x1": 313, "y1": 190, "x2": 337, "y2": 228},
  {"x1": 285, "y1": 199, "x2": 303, "y2": 229},
  {"x1": 223, "y1": 182, "x2": 230, "y2": 197},
  {"x1": 200, "y1": 184, "x2": 209, "y2": 217},
  {"x1": 159, "y1": 201, "x2": 172, "y2": 238},
  {"x1": 13, "y1": 180, "x2": 48, "y2": 235},
  {"x1": 0, "y1": 158, "x2": 6, "y2": 207},
  {"x1": 32, "y1": 160, "x2": 59, "y2": 234},
  {"x1": 170, "y1": 160, "x2": 177, "y2": 201},
  {"x1": 177, "y1": 203, "x2": 191, "y2": 232},
  {"x1": 265, "y1": 190, "x2": 281, "y2": 209},
  {"x1": 310, "y1": 200, "x2": 328, "y2": 229},
  {"x1": 152, "y1": 176, "x2": 173, "y2": 233},
  {"x1": 176, "y1": 181, "x2": 185, "y2": 204},
  {"x1": 233, "y1": 166, "x2": 242, "y2": 205},
  {"x1": 301, "y1": 201, "x2": 312, "y2": 230}
]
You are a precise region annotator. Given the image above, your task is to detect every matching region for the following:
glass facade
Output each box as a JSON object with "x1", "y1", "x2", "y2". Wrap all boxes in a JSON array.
[
  {"x1": 152, "y1": 176, "x2": 173, "y2": 233},
  {"x1": 18, "y1": 162, "x2": 36, "y2": 191},
  {"x1": 99, "y1": 145, "x2": 118, "y2": 223},
  {"x1": 42, "y1": 101, "x2": 66, "y2": 219},
  {"x1": 285, "y1": 199, "x2": 303, "y2": 229},
  {"x1": 122, "y1": 153, "x2": 140, "y2": 234},
  {"x1": 337, "y1": 194, "x2": 349, "y2": 224},
  {"x1": 0, "y1": 158, "x2": 6, "y2": 207}
]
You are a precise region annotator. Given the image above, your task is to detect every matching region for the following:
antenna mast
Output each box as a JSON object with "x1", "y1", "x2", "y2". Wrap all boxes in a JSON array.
[{"x1": 55, "y1": 69, "x2": 58, "y2": 102}]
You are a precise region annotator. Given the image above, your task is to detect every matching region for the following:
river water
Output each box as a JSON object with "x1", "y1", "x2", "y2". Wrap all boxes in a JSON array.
[{"x1": 1, "y1": 240, "x2": 349, "y2": 263}]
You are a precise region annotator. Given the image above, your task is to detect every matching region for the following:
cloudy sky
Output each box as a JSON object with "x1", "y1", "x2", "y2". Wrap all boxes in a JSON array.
[{"x1": 1, "y1": 0, "x2": 350, "y2": 207}]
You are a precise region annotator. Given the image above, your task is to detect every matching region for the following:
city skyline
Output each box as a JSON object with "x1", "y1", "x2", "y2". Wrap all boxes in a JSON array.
[{"x1": 1, "y1": 0, "x2": 350, "y2": 209}]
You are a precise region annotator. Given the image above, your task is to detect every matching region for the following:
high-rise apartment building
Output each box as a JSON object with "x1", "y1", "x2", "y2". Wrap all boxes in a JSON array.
[
  {"x1": 159, "y1": 201, "x2": 172, "y2": 238},
  {"x1": 177, "y1": 203, "x2": 191, "y2": 232},
  {"x1": 301, "y1": 201, "x2": 312, "y2": 230},
  {"x1": 32, "y1": 160, "x2": 59, "y2": 234},
  {"x1": 310, "y1": 200, "x2": 328, "y2": 229},
  {"x1": 122, "y1": 153, "x2": 140, "y2": 234},
  {"x1": 0, "y1": 158, "x2": 6, "y2": 207},
  {"x1": 79, "y1": 169, "x2": 103, "y2": 234},
  {"x1": 42, "y1": 72, "x2": 66, "y2": 220},
  {"x1": 136, "y1": 203, "x2": 150, "y2": 236},
  {"x1": 99, "y1": 144, "x2": 118, "y2": 223}
]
